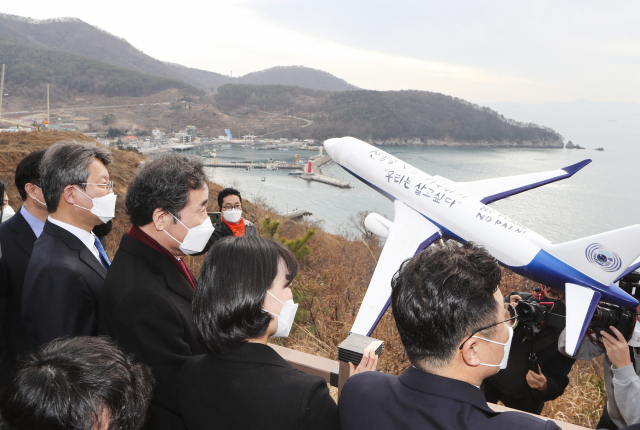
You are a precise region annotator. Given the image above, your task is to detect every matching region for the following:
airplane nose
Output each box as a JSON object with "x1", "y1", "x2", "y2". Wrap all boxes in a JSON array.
[{"x1": 323, "y1": 138, "x2": 339, "y2": 158}]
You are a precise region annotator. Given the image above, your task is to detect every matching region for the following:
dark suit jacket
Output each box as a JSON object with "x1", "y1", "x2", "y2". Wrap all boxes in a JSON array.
[
  {"x1": 0, "y1": 209, "x2": 36, "y2": 387},
  {"x1": 339, "y1": 367, "x2": 561, "y2": 430},
  {"x1": 98, "y1": 233, "x2": 205, "y2": 430},
  {"x1": 21, "y1": 220, "x2": 106, "y2": 351},
  {"x1": 180, "y1": 342, "x2": 340, "y2": 430}
]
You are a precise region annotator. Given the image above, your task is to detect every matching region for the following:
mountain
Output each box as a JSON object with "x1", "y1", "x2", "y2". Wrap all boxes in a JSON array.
[
  {"x1": 0, "y1": 13, "x2": 359, "y2": 92},
  {"x1": 236, "y1": 66, "x2": 358, "y2": 91},
  {"x1": 0, "y1": 14, "x2": 229, "y2": 90},
  {"x1": 215, "y1": 84, "x2": 564, "y2": 146},
  {"x1": 0, "y1": 40, "x2": 202, "y2": 99}
]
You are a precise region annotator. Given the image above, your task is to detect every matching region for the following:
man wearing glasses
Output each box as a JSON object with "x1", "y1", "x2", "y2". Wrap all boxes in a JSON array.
[
  {"x1": 22, "y1": 141, "x2": 115, "y2": 350},
  {"x1": 339, "y1": 241, "x2": 560, "y2": 430},
  {"x1": 210, "y1": 188, "x2": 255, "y2": 243}
]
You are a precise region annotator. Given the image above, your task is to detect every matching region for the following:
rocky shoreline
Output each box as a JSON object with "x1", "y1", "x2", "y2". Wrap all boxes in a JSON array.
[{"x1": 366, "y1": 137, "x2": 564, "y2": 148}]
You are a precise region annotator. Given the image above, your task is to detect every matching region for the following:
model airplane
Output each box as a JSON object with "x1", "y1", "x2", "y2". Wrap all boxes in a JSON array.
[{"x1": 323, "y1": 136, "x2": 640, "y2": 356}]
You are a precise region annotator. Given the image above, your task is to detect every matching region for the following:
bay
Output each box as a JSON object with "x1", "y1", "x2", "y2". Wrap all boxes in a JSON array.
[
  {"x1": 192, "y1": 104, "x2": 639, "y2": 244},
  {"x1": 199, "y1": 142, "x2": 638, "y2": 244}
]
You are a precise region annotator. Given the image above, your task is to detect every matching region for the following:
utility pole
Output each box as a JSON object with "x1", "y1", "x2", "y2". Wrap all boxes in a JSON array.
[
  {"x1": 0, "y1": 64, "x2": 5, "y2": 122},
  {"x1": 47, "y1": 84, "x2": 50, "y2": 128}
]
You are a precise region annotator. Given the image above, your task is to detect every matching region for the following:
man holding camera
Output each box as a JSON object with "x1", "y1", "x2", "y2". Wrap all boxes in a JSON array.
[
  {"x1": 483, "y1": 286, "x2": 575, "y2": 414},
  {"x1": 558, "y1": 271, "x2": 640, "y2": 430}
]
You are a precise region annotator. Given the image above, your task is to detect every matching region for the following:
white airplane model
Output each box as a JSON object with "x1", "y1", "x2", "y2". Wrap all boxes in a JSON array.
[{"x1": 324, "y1": 136, "x2": 640, "y2": 356}]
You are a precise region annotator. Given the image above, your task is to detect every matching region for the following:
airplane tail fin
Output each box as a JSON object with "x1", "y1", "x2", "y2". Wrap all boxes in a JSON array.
[
  {"x1": 542, "y1": 225, "x2": 640, "y2": 287},
  {"x1": 564, "y1": 283, "x2": 601, "y2": 356}
]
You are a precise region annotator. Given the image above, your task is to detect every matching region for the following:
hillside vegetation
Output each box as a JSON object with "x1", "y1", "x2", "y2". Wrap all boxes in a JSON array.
[
  {"x1": 0, "y1": 41, "x2": 202, "y2": 100},
  {"x1": 215, "y1": 84, "x2": 564, "y2": 146}
]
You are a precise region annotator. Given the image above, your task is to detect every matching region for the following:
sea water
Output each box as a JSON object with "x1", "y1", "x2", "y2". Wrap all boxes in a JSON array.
[{"x1": 195, "y1": 112, "x2": 639, "y2": 244}]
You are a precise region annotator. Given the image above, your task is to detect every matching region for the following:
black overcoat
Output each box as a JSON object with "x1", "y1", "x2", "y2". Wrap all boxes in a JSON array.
[
  {"x1": 98, "y1": 233, "x2": 205, "y2": 430},
  {"x1": 179, "y1": 342, "x2": 340, "y2": 430}
]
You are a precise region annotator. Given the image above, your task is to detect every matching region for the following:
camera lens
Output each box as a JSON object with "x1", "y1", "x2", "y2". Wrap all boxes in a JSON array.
[
  {"x1": 516, "y1": 302, "x2": 537, "y2": 322},
  {"x1": 591, "y1": 307, "x2": 619, "y2": 328}
]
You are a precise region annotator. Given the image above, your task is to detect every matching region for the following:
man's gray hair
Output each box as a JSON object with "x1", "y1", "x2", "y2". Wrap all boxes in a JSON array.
[
  {"x1": 125, "y1": 153, "x2": 207, "y2": 227},
  {"x1": 40, "y1": 141, "x2": 113, "y2": 213}
]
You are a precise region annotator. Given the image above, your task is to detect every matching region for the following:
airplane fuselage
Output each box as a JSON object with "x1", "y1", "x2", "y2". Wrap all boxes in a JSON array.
[{"x1": 331, "y1": 140, "x2": 637, "y2": 308}]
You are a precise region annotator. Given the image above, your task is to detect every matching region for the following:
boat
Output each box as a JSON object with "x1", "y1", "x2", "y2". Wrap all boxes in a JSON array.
[
  {"x1": 261, "y1": 177, "x2": 266, "y2": 182},
  {"x1": 595, "y1": 148, "x2": 604, "y2": 151},
  {"x1": 288, "y1": 171, "x2": 303, "y2": 176}
]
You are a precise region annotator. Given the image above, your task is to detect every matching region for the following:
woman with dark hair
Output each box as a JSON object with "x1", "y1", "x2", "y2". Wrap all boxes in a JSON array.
[{"x1": 181, "y1": 235, "x2": 377, "y2": 430}]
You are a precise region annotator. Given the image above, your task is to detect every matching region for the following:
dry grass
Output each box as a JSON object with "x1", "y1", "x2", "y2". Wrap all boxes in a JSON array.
[{"x1": 0, "y1": 133, "x2": 605, "y2": 428}]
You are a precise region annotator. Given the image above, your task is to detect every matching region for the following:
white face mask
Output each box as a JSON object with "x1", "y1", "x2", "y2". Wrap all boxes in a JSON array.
[
  {"x1": 164, "y1": 213, "x2": 214, "y2": 255},
  {"x1": 29, "y1": 185, "x2": 47, "y2": 208},
  {"x1": 263, "y1": 291, "x2": 298, "y2": 338},
  {"x1": 73, "y1": 186, "x2": 117, "y2": 224},
  {"x1": 222, "y1": 208, "x2": 242, "y2": 223},
  {"x1": 474, "y1": 325, "x2": 513, "y2": 371}
]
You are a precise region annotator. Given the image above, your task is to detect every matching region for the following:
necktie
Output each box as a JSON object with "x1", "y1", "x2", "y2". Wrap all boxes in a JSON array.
[{"x1": 94, "y1": 236, "x2": 111, "y2": 270}]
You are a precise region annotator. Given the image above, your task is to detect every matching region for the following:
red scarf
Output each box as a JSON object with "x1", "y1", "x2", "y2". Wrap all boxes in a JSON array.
[
  {"x1": 127, "y1": 225, "x2": 197, "y2": 289},
  {"x1": 223, "y1": 218, "x2": 245, "y2": 236}
]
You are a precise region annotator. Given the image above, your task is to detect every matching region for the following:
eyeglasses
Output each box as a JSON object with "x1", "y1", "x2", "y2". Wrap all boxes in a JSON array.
[
  {"x1": 458, "y1": 303, "x2": 517, "y2": 350},
  {"x1": 222, "y1": 204, "x2": 242, "y2": 210},
  {"x1": 79, "y1": 181, "x2": 114, "y2": 192}
]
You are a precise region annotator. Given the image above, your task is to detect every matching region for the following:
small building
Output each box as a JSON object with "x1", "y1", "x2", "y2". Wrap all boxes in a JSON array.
[
  {"x1": 186, "y1": 125, "x2": 197, "y2": 138},
  {"x1": 152, "y1": 129, "x2": 165, "y2": 139},
  {"x1": 120, "y1": 136, "x2": 139, "y2": 145}
]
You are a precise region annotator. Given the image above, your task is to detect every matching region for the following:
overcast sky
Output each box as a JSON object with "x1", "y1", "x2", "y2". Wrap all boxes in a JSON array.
[{"x1": 3, "y1": 0, "x2": 639, "y2": 104}]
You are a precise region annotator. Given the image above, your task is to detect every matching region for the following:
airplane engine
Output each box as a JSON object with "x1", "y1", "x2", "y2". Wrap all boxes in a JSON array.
[{"x1": 365, "y1": 213, "x2": 392, "y2": 239}]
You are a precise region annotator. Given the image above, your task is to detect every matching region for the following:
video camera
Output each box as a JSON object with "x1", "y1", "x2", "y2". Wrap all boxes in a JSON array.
[
  {"x1": 513, "y1": 288, "x2": 566, "y2": 374},
  {"x1": 587, "y1": 271, "x2": 640, "y2": 342},
  {"x1": 514, "y1": 289, "x2": 565, "y2": 333},
  {"x1": 588, "y1": 302, "x2": 635, "y2": 340}
]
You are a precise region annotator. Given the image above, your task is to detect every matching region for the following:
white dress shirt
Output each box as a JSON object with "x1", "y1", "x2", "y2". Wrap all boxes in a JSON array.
[{"x1": 48, "y1": 216, "x2": 101, "y2": 263}]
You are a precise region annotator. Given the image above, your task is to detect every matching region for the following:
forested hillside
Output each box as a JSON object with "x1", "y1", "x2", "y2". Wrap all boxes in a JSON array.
[
  {"x1": 215, "y1": 84, "x2": 564, "y2": 146},
  {"x1": 0, "y1": 14, "x2": 359, "y2": 93},
  {"x1": 0, "y1": 41, "x2": 202, "y2": 100}
]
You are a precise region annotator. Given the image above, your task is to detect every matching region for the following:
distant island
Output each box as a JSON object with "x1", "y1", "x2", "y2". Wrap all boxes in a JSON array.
[{"x1": 565, "y1": 141, "x2": 586, "y2": 149}]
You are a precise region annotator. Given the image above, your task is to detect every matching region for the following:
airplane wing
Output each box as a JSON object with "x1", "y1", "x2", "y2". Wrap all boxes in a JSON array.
[
  {"x1": 565, "y1": 283, "x2": 602, "y2": 356},
  {"x1": 351, "y1": 200, "x2": 441, "y2": 336},
  {"x1": 457, "y1": 159, "x2": 591, "y2": 205}
]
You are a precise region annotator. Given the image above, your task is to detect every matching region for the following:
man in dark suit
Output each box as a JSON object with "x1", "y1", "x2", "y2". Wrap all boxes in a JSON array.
[
  {"x1": 0, "y1": 150, "x2": 48, "y2": 388},
  {"x1": 22, "y1": 142, "x2": 115, "y2": 350},
  {"x1": 210, "y1": 187, "x2": 256, "y2": 243},
  {"x1": 99, "y1": 153, "x2": 213, "y2": 430},
  {"x1": 339, "y1": 241, "x2": 561, "y2": 430}
]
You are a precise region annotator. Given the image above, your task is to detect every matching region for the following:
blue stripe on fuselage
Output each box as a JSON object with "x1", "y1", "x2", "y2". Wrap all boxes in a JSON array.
[{"x1": 506, "y1": 249, "x2": 638, "y2": 308}]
